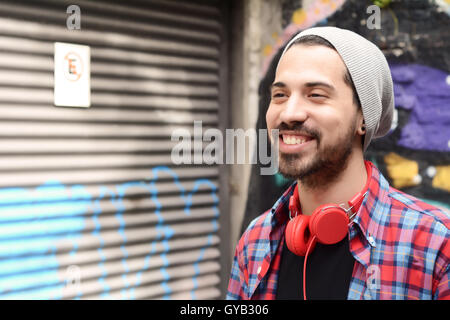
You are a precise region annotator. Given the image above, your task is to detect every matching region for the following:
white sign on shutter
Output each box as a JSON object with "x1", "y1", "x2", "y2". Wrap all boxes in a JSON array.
[{"x1": 54, "y1": 42, "x2": 91, "y2": 108}]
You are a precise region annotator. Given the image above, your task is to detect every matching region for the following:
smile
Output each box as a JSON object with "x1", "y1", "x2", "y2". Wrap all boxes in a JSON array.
[
  {"x1": 280, "y1": 134, "x2": 312, "y2": 145},
  {"x1": 278, "y1": 133, "x2": 316, "y2": 153},
  {"x1": 282, "y1": 134, "x2": 309, "y2": 145}
]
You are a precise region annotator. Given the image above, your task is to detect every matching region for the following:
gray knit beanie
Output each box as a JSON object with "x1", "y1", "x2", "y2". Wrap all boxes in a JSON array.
[{"x1": 278, "y1": 26, "x2": 394, "y2": 151}]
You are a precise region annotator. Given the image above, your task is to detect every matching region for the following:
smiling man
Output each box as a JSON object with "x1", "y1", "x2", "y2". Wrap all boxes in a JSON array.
[{"x1": 227, "y1": 27, "x2": 449, "y2": 300}]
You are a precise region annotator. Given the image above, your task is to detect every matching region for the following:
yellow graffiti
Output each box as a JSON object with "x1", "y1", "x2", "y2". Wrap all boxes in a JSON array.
[
  {"x1": 263, "y1": 44, "x2": 273, "y2": 57},
  {"x1": 292, "y1": 8, "x2": 307, "y2": 25},
  {"x1": 262, "y1": 0, "x2": 346, "y2": 74},
  {"x1": 432, "y1": 166, "x2": 450, "y2": 192},
  {"x1": 384, "y1": 152, "x2": 420, "y2": 189}
]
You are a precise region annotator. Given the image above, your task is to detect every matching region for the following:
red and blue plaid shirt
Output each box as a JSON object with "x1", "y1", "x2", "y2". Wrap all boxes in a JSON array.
[{"x1": 227, "y1": 162, "x2": 450, "y2": 300}]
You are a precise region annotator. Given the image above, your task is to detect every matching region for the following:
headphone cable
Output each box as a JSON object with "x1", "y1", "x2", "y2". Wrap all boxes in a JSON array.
[{"x1": 303, "y1": 235, "x2": 317, "y2": 300}]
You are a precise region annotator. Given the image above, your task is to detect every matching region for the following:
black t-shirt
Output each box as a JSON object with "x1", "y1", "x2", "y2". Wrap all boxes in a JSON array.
[{"x1": 275, "y1": 235, "x2": 355, "y2": 300}]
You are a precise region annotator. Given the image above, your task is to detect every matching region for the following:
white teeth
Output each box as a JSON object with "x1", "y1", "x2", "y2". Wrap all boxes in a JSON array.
[{"x1": 283, "y1": 135, "x2": 306, "y2": 145}]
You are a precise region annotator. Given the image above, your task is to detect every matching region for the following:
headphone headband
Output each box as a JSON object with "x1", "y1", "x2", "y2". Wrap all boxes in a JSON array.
[{"x1": 347, "y1": 161, "x2": 372, "y2": 214}]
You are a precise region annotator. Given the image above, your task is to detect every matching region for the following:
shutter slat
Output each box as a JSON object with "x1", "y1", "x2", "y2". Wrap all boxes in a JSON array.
[
  {"x1": 0, "y1": 167, "x2": 218, "y2": 187},
  {"x1": 0, "y1": 122, "x2": 217, "y2": 138},
  {"x1": 0, "y1": 103, "x2": 219, "y2": 122},
  {"x1": 0, "y1": 17, "x2": 219, "y2": 58},
  {"x1": 0, "y1": 36, "x2": 219, "y2": 70},
  {"x1": 0, "y1": 90, "x2": 219, "y2": 111},
  {"x1": 0, "y1": 70, "x2": 219, "y2": 96},
  {"x1": 49, "y1": 0, "x2": 221, "y2": 29}
]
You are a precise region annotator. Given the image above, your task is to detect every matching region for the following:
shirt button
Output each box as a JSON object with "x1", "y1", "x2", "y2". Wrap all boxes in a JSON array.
[
  {"x1": 368, "y1": 236, "x2": 376, "y2": 247},
  {"x1": 257, "y1": 266, "x2": 262, "y2": 274}
]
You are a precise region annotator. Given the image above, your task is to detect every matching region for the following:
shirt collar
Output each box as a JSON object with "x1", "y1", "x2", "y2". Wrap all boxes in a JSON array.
[
  {"x1": 269, "y1": 181, "x2": 296, "y2": 228},
  {"x1": 351, "y1": 161, "x2": 391, "y2": 246}
]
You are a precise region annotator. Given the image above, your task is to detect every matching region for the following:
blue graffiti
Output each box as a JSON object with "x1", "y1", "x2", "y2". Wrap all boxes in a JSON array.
[
  {"x1": 0, "y1": 166, "x2": 219, "y2": 299},
  {"x1": 188, "y1": 179, "x2": 219, "y2": 300},
  {"x1": 92, "y1": 186, "x2": 116, "y2": 299},
  {"x1": 0, "y1": 181, "x2": 91, "y2": 299}
]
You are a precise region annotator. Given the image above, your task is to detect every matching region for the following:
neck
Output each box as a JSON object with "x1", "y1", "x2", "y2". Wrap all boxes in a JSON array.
[{"x1": 297, "y1": 150, "x2": 367, "y2": 216}]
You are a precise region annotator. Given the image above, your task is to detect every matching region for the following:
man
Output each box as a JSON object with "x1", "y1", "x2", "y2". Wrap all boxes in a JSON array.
[{"x1": 227, "y1": 27, "x2": 449, "y2": 300}]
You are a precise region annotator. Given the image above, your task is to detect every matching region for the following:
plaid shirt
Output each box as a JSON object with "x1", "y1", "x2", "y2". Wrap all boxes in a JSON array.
[{"x1": 227, "y1": 162, "x2": 450, "y2": 300}]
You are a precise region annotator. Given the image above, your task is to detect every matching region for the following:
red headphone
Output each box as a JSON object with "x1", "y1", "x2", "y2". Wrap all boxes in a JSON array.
[
  {"x1": 284, "y1": 161, "x2": 372, "y2": 299},
  {"x1": 285, "y1": 161, "x2": 372, "y2": 256}
]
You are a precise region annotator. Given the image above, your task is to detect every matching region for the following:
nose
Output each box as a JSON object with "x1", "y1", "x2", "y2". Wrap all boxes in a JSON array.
[{"x1": 279, "y1": 93, "x2": 308, "y2": 125}]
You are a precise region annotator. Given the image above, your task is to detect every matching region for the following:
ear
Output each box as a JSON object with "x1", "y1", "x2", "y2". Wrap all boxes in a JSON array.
[{"x1": 356, "y1": 110, "x2": 366, "y2": 136}]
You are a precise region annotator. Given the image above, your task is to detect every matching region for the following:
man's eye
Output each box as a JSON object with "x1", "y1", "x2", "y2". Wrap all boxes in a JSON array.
[
  {"x1": 309, "y1": 93, "x2": 326, "y2": 98},
  {"x1": 272, "y1": 93, "x2": 286, "y2": 98}
]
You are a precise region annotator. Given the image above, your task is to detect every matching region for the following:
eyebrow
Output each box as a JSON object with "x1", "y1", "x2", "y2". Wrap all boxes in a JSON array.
[
  {"x1": 270, "y1": 82, "x2": 286, "y2": 90},
  {"x1": 304, "y1": 81, "x2": 335, "y2": 91},
  {"x1": 270, "y1": 81, "x2": 335, "y2": 92}
]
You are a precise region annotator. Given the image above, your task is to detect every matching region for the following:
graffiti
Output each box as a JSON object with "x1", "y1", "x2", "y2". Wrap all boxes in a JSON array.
[
  {"x1": 384, "y1": 152, "x2": 421, "y2": 189},
  {"x1": 0, "y1": 181, "x2": 90, "y2": 299},
  {"x1": 0, "y1": 166, "x2": 218, "y2": 299},
  {"x1": 381, "y1": 153, "x2": 450, "y2": 207},
  {"x1": 390, "y1": 64, "x2": 450, "y2": 152},
  {"x1": 369, "y1": 62, "x2": 450, "y2": 208},
  {"x1": 431, "y1": 166, "x2": 450, "y2": 193},
  {"x1": 262, "y1": 0, "x2": 346, "y2": 74},
  {"x1": 241, "y1": 0, "x2": 450, "y2": 233}
]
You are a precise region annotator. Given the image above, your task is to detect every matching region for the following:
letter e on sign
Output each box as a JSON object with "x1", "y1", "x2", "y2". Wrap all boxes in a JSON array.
[{"x1": 54, "y1": 42, "x2": 91, "y2": 108}]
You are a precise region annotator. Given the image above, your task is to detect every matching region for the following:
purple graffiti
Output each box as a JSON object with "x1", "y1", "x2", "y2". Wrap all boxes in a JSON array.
[{"x1": 390, "y1": 64, "x2": 450, "y2": 152}]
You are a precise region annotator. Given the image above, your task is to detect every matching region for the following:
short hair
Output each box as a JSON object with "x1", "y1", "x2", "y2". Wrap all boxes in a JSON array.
[{"x1": 286, "y1": 35, "x2": 362, "y2": 109}]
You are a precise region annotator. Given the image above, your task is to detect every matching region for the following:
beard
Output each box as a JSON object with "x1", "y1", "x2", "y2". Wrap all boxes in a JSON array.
[{"x1": 277, "y1": 121, "x2": 356, "y2": 190}]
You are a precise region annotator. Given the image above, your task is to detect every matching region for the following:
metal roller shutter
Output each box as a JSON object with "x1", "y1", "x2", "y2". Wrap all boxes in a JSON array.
[{"x1": 0, "y1": 0, "x2": 229, "y2": 299}]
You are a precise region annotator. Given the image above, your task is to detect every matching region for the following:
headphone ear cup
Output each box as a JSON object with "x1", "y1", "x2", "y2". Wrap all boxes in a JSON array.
[
  {"x1": 309, "y1": 204, "x2": 349, "y2": 245},
  {"x1": 285, "y1": 215, "x2": 314, "y2": 256}
]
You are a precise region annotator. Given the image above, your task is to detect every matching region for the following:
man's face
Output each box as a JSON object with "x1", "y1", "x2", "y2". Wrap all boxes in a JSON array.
[{"x1": 266, "y1": 44, "x2": 362, "y2": 186}]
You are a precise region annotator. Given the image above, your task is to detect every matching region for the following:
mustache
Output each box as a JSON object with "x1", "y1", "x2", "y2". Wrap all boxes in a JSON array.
[{"x1": 276, "y1": 122, "x2": 321, "y2": 141}]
